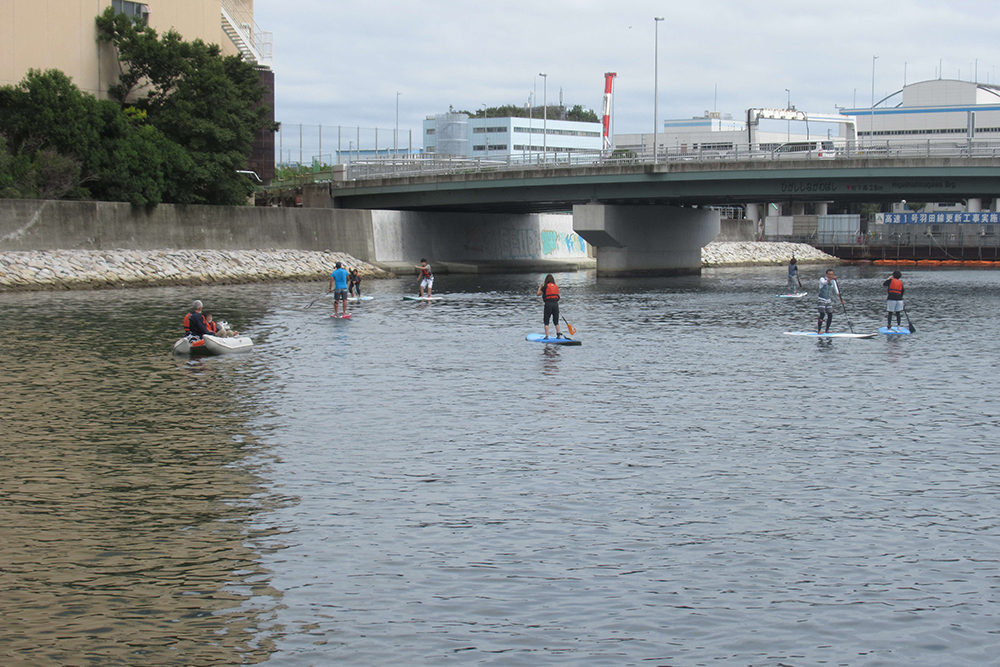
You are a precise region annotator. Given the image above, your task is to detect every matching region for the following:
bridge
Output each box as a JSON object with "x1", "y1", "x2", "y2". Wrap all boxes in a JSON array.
[{"x1": 281, "y1": 141, "x2": 1000, "y2": 276}]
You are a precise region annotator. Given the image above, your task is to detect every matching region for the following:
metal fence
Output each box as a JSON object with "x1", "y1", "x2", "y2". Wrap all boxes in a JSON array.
[{"x1": 335, "y1": 138, "x2": 1000, "y2": 182}]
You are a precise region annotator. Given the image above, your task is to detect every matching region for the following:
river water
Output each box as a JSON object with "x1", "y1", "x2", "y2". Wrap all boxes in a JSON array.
[{"x1": 2, "y1": 264, "x2": 999, "y2": 667}]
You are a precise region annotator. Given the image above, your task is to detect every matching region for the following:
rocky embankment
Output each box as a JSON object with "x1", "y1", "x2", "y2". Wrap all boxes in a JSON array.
[
  {"x1": 0, "y1": 249, "x2": 391, "y2": 291},
  {"x1": 702, "y1": 242, "x2": 837, "y2": 267},
  {"x1": 0, "y1": 242, "x2": 838, "y2": 292}
]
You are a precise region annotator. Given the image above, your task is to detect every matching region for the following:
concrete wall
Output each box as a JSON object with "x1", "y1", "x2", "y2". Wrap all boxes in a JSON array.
[
  {"x1": 371, "y1": 210, "x2": 590, "y2": 264},
  {"x1": 716, "y1": 218, "x2": 756, "y2": 242},
  {"x1": 0, "y1": 199, "x2": 376, "y2": 259}
]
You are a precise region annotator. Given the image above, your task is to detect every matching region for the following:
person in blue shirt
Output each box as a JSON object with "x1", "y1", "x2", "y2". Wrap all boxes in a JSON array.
[{"x1": 328, "y1": 262, "x2": 350, "y2": 317}]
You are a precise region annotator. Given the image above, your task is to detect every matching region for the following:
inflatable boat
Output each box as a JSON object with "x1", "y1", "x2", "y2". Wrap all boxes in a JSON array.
[{"x1": 172, "y1": 333, "x2": 254, "y2": 355}]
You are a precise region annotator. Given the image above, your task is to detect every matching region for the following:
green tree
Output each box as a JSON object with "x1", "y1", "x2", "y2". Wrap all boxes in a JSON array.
[
  {"x1": 97, "y1": 7, "x2": 272, "y2": 205},
  {"x1": 0, "y1": 68, "x2": 181, "y2": 205}
]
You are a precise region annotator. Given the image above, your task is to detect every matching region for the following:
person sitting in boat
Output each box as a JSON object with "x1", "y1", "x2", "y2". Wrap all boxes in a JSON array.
[
  {"x1": 204, "y1": 311, "x2": 239, "y2": 338},
  {"x1": 186, "y1": 300, "x2": 209, "y2": 339}
]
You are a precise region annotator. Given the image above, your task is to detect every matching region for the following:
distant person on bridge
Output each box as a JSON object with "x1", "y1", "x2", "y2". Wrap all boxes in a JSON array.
[
  {"x1": 883, "y1": 270, "x2": 905, "y2": 329},
  {"x1": 536, "y1": 274, "x2": 563, "y2": 339},
  {"x1": 787, "y1": 257, "x2": 801, "y2": 293},
  {"x1": 816, "y1": 269, "x2": 841, "y2": 334},
  {"x1": 415, "y1": 259, "x2": 433, "y2": 298}
]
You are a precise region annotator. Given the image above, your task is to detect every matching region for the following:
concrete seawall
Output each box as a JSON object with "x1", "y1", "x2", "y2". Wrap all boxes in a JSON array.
[{"x1": 0, "y1": 242, "x2": 836, "y2": 292}]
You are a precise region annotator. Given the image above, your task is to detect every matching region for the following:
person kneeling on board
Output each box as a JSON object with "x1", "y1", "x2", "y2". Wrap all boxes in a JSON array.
[
  {"x1": 536, "y1": 274, "x2": 563, "y2": 339},
  {"x1": 816, "y1": 269, "x2": 840, "y2": 334},
  {"x1": 883, "y1": 270, "x2": 905, "y2": 329},
  {"x1": 348, "y1": 269, "x2": 362, "y2": 299}
]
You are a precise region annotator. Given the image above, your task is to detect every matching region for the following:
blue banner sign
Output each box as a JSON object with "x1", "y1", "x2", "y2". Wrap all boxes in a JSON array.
[{"x1": 883, "y1": 212, "x2": 1000, "y2": 224}]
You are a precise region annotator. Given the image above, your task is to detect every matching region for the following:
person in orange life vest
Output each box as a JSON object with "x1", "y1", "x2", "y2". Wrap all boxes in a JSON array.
[
  {"x1": 185, "y1": 300, "x2": 209, "y2": 339},
  {"x1": 883, "y1": 270, "x2": 905, "y2": 329},
  {"x1": 203, "y1": 311, "x2": 239, "y2": 337},
  {"x1": 414, "y1": 259, "x2": 433, "y2": 298},
  {"x1": 536, "y1": 274, "x2": 563, "y2": 339}
]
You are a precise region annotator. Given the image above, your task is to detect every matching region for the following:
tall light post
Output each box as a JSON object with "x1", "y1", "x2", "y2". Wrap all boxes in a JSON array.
[
  {"x1": 395, "y1": 92, "x2": 400, "y2": 160},
  {"x1": 481, "y1": 103, "x2": 489, "y2": 158},
  {"x1": 539, "y1": 73, "x2": 548, "y2": 156},
  {"x1": 871, "y1": 55, "x2": 878, "y2": 148},
  {"x1": 785, "y1": 88, "x2": 790, "y2": 142},
  {"x1": 653, "y1": 17, "x2": 663, "y2": 163}
]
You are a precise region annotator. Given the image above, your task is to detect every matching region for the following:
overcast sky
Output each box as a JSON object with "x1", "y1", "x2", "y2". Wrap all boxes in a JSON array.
[{"x1": 254, "y1": 0, "x2": 1000, "y2": 154}]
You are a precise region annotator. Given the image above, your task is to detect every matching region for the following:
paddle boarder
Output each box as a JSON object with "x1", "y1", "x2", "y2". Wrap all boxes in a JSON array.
[
  {"x1": 328, "y1": 261, "x2": 350, "y2": 317},
  {"x1": 415, "y1": 259, "x2": 433, "y2": 298},
  {"x1": 348, "y1": 268, "x2": 362, "y2": 299},
  {"x1": 787, "y1": 257, "x2": 799, "y2": 294},
  {"x1": 883, "y1": 270, "x2": 905, "y2": 329},
  {"x1": 536, "y1": 274, "x2": 564, "y2": 339},
  {"x1": 816, "y1": 269, "x2": 840, "y2": 334}
]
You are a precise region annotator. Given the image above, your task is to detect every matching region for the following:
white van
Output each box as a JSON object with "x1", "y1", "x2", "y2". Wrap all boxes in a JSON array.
[{"x1": 773, "y1": 140, "x2": 837, "y2": 158}]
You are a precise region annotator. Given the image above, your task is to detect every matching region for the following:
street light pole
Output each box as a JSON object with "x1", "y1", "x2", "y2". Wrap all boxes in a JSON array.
[
  {"x1": 871, "y1": 55, "x2": 878, "y2": 148},
  {"x1": 654, "y1": 17, "x2": 663, "y2": 163},
  {"x1": 785, "y1": 88, "x2": 790, "y2": 142},
  {"x1": 539, "y1": 73, "x2": 548, "y2": 157}
]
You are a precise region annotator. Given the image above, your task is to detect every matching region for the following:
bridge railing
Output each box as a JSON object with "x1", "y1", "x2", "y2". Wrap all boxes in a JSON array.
[{"x1": 339, "y1": 138, "x2": 1000, "y2": 182}]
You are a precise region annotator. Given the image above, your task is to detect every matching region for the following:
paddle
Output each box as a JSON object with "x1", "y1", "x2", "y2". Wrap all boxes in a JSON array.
[
  {"x1": 835, "y1": 281, "x2": 856, "y2": 333},
  {"x1": 903, "y1": 308, "x2": 916, "y2": 333},
  {"x1": 305, "y1": 292, "x2": 330, "y2": 309},
  {"x1": 561, "y1": 316, "x2": 577, "y2": 336}
]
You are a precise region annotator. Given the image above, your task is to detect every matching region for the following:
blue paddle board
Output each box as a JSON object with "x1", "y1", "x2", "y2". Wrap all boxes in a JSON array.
[
  {"x1": 785, "y1": 331, "x2": 876, "y2": 339},
  {"x1": 403, "y1": 295, "x2": 442, "y2": 301},
  {"x1": 347, "y1": 296, "x2": 374, "y2": 302},
  {"x1": 526, "y1": 333, "x2": 582, "y2": 346},
  {"x1": 879, "y1": 327, "x2": 911, "y2": 335}
]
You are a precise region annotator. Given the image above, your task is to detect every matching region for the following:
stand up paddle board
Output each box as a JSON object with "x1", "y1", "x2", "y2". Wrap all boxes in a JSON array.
[
  {"x1": 777, "y1": 292, "x2": 808, "y2": 298},
  {"x1": 879, "y1": 326, "x2": 911, "y2": 335},
  {"x1": 784, "y1": 331, "x2": 876, "y2": 339},
  {"x1": 331, "y1": 313, "x2": 352, "y2": 319},
  {"x1": 526, "y1": 333, "x2": 582, "y2": 346},
  {"x1": 403, "y1": 295, "x2": 442, "y2": 301},
  {"x1": 347, "y1": 296, "x2": 374, "y2": 302}
]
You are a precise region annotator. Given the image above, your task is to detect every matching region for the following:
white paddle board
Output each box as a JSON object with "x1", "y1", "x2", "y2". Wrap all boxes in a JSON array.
[
  {"x1": 777, "y1": 292, "x2": 808, "y2": 298},
  {"x1": 784, "y1": 331, "x2": 876, "y2": 339},
  {"x1": 347, "y1": 296, "x2": 373, "y2": 302},
  {"x1": 403, "y1": 295, "x2": 442, "y2": 301}
]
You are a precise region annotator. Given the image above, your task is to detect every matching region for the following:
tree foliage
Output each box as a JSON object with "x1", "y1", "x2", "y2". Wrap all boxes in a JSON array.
[
  {"x1": 97, "y1": 7, "x2": 271, "y2": 205},
  {"x1": 0, "y1": 10, "x2": 271, "y2": 207},
  {"x1": 460, "y1": 104, "x2": 600, "y2": 122}
]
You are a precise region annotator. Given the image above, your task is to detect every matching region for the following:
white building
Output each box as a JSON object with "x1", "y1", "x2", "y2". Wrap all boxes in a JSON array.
[
  {"x1": 423, "y1": 113, "x2": 603, "y2": 158},
  {"x1": 843, "y1": 78, "x2": 1000, "y2": 143}
]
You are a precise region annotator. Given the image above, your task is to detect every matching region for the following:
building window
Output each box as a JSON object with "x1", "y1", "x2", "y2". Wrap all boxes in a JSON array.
[
  {"x1": 112, "y1": 0, "x2": 150, "y2": 22},
  {"x1": 426, "y1": 129, "x2": 435, "y2": 135}
]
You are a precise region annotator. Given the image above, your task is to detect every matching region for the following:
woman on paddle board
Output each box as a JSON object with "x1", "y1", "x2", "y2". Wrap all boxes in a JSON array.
[
  {"x1": 787, "y1": 256, "x2": 799, "y2": 294},
  {"x1": 536, "y1": 274, "x2": 563, "y2": 339},
  {"x1": 883, "y1": 270, "x2": 905, "y2": 329},
  {"x1": 816, "y1": 268, "x2": 840, "y2": 334}
]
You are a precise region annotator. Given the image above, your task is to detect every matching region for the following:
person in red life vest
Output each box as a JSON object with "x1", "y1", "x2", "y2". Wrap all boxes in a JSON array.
[
  {"x1": 185, "y1": 300, "x2": 209, "y2": 339},
  {"x1": 536, "y1": 274, "x2": 564, "y2": 339},
  {"x1": 414, "y1": 258, "x2": 433, "y2": 298},
  {"x1": 883, "y1": 270, "x2": 905, "y2": 329}
]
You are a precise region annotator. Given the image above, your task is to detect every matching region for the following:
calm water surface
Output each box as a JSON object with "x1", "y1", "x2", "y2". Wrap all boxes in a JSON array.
[{"x1": 2, "y1": 265, "x2": 999, "y2": 666}]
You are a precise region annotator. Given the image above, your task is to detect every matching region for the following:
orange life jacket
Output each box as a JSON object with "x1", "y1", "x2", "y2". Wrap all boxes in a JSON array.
[
  {"x1": 421, "y1": 265, "x2": 432, "y2": 278},
  {"x1": 206, "y1": 320, "x2": 218, "y2": 334},
  {"x1": 183, "y1": 312, "x2": 191, "y2": 333},
  {"x1": 887, "y1": 278, "x2": 903, "y2": 298},
  {"x1": 543, "y1": 282, "x2": 560, "y2": 300}
]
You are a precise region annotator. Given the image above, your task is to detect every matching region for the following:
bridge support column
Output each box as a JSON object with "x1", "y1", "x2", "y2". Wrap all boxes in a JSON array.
[
  {"x1": 968, "y1": 198, "x2": 982, "y2": 212},
  {"x1": 791, "y1": 201, "x2": 806, "y2": 216},
  {"x1": 815, "y1": 201, "x2": 829, "y2": 216},
  {"x1": 745, "y1": 203, "x2": 762, "y2": 222},
  {"x1": 573, "y1": 204, "x2": 720, "y2": 276}
]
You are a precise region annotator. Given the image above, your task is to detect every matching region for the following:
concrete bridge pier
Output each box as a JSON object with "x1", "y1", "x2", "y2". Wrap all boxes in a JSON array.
[{"x1": 572, "y1": 204, "x2": 720, "y2": 276}]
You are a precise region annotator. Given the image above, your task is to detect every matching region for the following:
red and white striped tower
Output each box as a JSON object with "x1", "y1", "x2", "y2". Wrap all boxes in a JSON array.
[{"x1": 602, "y1": 72, "x2": 617, "y2": 152}]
